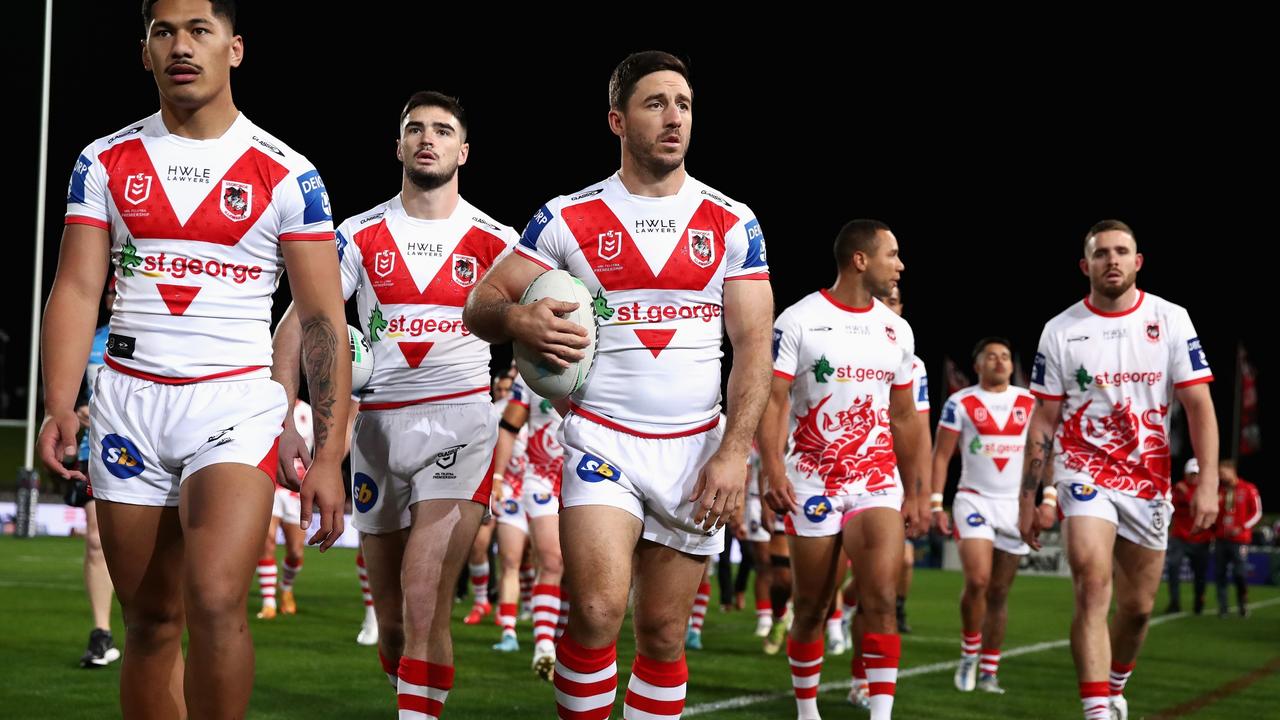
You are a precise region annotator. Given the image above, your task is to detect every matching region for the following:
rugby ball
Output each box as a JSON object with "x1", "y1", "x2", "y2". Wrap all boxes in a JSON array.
[
  {"x1": 513, "y1": 270, "x2": 597, "y2": 399},
  {"x1": 349, "y1": 325, "x2": 374, "y2": 393}
]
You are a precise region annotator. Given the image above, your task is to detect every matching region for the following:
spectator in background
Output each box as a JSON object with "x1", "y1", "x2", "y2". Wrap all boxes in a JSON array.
[
  {"x1": 1165, "y1": 458, "x2": 1214, "y2": 614},
  {"x1": 1215, "y1": 459, "x2": 1262, "y2": 617}
]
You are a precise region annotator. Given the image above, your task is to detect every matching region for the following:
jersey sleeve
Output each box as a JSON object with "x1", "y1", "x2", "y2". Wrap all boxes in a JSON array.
[
  {"x1": 724, "y1": 204, "x2": 769, "y2": 281},
  {"x1": 1169, "y1": 306, "x2": 1213, "y2": 388},
  {"x1": 891, "y1": 320, "x2": 916, "y2": 391},
  {"x1": 514, "y1": 200, "x2": 569, "y2": 270},
  {"x1": 1030, "y1": 324, "x2": 1066, "y2": 400},
  {"x1": 912, "y1": 358, "x2": 931, "y2": 412},
  {"x1": 278, "y1": 163, "x2": 334, "y2": 241},
  {"x1": 771, "y1": 307, "x2": 803, "y2": 381},
  {"x1": 937, "y1": 392, "x2": 963, "y2": 434},
  {"x1": 65, "y1": 143, "x2": 110, "y2": 229},
  {"x1": 335, "y1": 219, "x2": 364, "y2": 301},
  {"x1": 509, "y1": 377, "x2": 531, "y2": 408}
]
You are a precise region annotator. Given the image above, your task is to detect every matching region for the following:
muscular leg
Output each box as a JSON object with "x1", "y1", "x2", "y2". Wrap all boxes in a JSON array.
[{"x1": 83, "y1": 501, "x2": 115, "y2": 632}]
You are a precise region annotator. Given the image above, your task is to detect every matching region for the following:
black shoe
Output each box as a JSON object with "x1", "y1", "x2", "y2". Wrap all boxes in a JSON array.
[
  {"x1": 896, "y1": 613, "x2": 912, "y2": 634},
  {"x1": 79, "y1": 628, "x2": 121, "y2": 668},
  {"x1": 1193, "y1": 598, "x2": 1204, "y2": 615},
  {"x1": 1163, "y1": 604, "x2": 1181, "y2": 614}
]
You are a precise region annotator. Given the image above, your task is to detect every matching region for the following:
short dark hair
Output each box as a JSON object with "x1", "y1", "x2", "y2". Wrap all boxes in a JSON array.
[
  {"x1": 1084, "y1": 219, "x2": 1136, "y2": 254},
  {"x1": 972, "y1": 336, "x2": 1013, "y2": 362},
  {"x1": 142, "y1": 0, "x2": 236, "y2": 33},
  {"x1": 834, "y1": 219, "x2": 891, "y2": 269},
  {"x1": 400, "y1": 91, "x2": 468, "y2": 139},
  {"x1": 609, "y1": 51, "x2": 690, "y2": 110}
]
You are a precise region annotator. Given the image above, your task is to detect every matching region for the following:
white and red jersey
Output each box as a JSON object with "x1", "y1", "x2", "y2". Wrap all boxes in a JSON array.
[
  {"x1": 292, "y1": 400, "x2": 315, "y2": 454},
  {"x1": 1031, "y1": 290, "x2": 1213, "y2": 500},
  {"x1": 773, "y1": 291, "x2": 915, "y2": 495},
  {"x1": 504, "y1": 424, "x2": 529, "y2": 500},
  {"x1": 910, "y1": 355, "x2": 930, "y2": 413},
  {"x1": 66, "y1": 113, "x2": 333, "y2": 381},
  {"x1": 937, "y1": 385, "x2": 1035, "y2": 499},
  {"x1": 515, "y1": 172, "x2": 769, "y2": 436},
  {"x1": 337, "y1": 195, "x2": 517, "y2": 409},
  {"x1": 509, "y1": 376, "x2": 564, "y2": 493}
]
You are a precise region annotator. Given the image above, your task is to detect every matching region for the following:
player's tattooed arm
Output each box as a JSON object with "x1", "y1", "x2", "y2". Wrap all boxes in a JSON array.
[
  {"x1": 301, "y1": 316, "x2": 339, "y2": 452},
  {"x1": 1020, "y1": 398, "x2": 1062, "y2": 502}
]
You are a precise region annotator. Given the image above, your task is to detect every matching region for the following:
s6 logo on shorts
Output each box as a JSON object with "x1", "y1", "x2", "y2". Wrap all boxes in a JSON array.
[
  {"x1": 533, "y1": 492, "x2": 553, "y2": 505},
  {"x1": 503, "y1": 499, "x2": 520, "y2": 515},
  {"x1": 803, "y1": 496, "x2": 834, "y2": 523},
  {"x1": 1069, "y1": 483, "x2": 1096, "y2": 501},
  {"x1": 576, "y1": 454, "x2": 621, "y2": 483},
  {"x1": 966, "y1": 512, "x2": 986, "y2": 527},
  {"x1": 100, "y1": 434, "x2": 145, "y2": 479},
  {"x1": 353, "y1": 473, "x2": 379, "y2": 513}
]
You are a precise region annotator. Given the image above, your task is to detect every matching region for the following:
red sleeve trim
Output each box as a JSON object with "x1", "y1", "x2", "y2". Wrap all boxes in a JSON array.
[
  {"x1": 1030, "y1": 389, "x2": 1067, "y2": 401},
  {"x1": 773, "y1": 370, "x2": 795, "y2": 381},
  {"x1": 280, "y1": 232, "x2": 335, "y2": 242},
  {"x1": 1174, "y1": 376, "x2": 1214, "y2": 389},
  {"x1": 891, "y1": 382, "x2": 914, "y2": 390},
  {"x1": 514, "y1": 245, "x2": 554, "y2": 270},
  {"x1": 726, "y1": 272, "x2": 771, "y2": 281},
  {"x1": 66, "y1": 215, "x2": 109, "y2": 230}
]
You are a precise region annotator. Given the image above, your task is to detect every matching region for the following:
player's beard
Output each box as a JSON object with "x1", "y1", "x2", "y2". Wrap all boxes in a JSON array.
[
  {"x1": 405, "y1": 158, "x2": 458, "y2": 192},
  {"x1": 627, "y1": 132, "x2": 686, "y2": 178},
  {"x1": 1093, "y1": 267, "x2": 1137, "y2": 299}
]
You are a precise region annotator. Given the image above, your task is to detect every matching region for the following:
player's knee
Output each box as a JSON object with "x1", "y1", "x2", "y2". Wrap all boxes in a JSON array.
[
  {"x1": 124, "y1": 604, "x2": 184, "y2": 646},
  {"x1": 185, "y1": 584, "x2": 248, "y2": 627},
  {"x1": 985, "y1": 584, "x2": 1010, "y2": 608},
  {"x1": 633, "y1": 612, "x2": 687, "y2": 657},
  {"x1": 964, "y1": 573, "x2": 991, "y2": 595},
  {"x1": 789, "y1": 595, "x2": 829, "y2": 633},
  {"x1": 1072, "y1": 574, "x2": 1111, "y2": 610},
  {"x1": 540, "y1": 550, "x2": 564, "y2": 577}
]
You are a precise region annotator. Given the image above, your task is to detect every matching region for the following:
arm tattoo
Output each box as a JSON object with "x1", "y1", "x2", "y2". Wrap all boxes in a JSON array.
[
  {"x1": 1021, "y1": 432, "x2": 1055, "y2": 494},
  {"x1": 301, "y1": 317, "x2": 338, "y2": 451}
]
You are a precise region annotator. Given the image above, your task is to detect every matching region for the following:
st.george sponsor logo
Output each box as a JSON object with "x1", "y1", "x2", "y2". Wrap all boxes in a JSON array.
[
  {"x1": 827, "y1": 365, "x2": 897, "y2": 384},
  {"x1": 1091, "y1": 370, "x2": 1164, "y2": 388},
  {"x1": 138, "y1": 253, "x2": 264, "y2": 283},
  {"x1": 969, "y1": 441, "x2": 1025, "y2": 457},
  {"x1": 384, "y1": 314, "x2": 471, "y2": 337},
  {"x1": 611, "y1": 301, "x2": 722, "y2": 324}
]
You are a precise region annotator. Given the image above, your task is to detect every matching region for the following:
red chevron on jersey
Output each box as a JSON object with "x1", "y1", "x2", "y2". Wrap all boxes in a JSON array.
[
  {"x1": 358, "y1": 222, "x2": 507, "y2": 307},
  {"x1": 634, "y1": 329, "x2": 677, "y2": 358},
  {"x1": 961, "y1": 394, "x2": 1035, "y2": 471},
  {"x1": 562, "y1": 199, "x2": 733, "y2": 291},
  {"x1": 156, "y1": 283, "x2": 201, "y2": 316},
  {"x1": 100, "y1": 140, "x2": 286, "y2": 245},
  {"x1": 398, "y1": 341, "x2": 434, "y2": 369}
]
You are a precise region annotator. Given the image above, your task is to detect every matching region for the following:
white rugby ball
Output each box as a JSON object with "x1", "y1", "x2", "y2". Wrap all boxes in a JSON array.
[
  {"x1": 513, "y1": 270, "x2": 597, "y2": 399},
  {"x1": 349, "y1": 325, "x2": 374, "y2": 393}
]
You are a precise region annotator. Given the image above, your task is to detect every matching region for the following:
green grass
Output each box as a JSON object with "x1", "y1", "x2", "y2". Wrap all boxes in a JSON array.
[{"x1": 2, "y1": 537, "x2": 1277, "y2": 718}]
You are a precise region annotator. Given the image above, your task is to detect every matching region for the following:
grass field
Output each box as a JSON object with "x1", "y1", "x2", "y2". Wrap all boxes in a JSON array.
[{"x1": 2, "y1": 537, "x2": 1277, "y2": 719}]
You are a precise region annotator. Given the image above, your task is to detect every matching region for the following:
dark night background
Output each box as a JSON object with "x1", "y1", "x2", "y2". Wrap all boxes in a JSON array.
[{"x1": 3, "y1": 6, "x2": 1270, "y2": 505}]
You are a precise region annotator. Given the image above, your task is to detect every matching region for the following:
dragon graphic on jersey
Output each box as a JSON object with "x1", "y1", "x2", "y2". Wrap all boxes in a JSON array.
[
  {"x1": 592, "y1": 288, "x2": 614, "y2": 321},
  {"x1": 367, "y1": 304, "x2": 389, "y2": 343},
  {"x1": 1058, "y1": 398, "x2": 1170, "y2": 498},
  {"x1": 790, "y1": 394, "x2": 895, "y2": 494},
  {"x1": 119, "y1": 238, "x2": 142, "y2": 277},
  {"x1": 812, "y1": 355, "x2": 835, "y2": 384},
  {"x1": 524, "y1": 424, "x2": 564, "y2": 496}
]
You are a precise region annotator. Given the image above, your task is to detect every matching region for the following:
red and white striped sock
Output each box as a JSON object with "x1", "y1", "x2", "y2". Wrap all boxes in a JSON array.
[
  {"x1": 961, "y1": 631, "x2": 981, "y2": 660},
  {"x1": 554, "y1": 635, "x2": 617, "y2": 720},
  {"x1": 520, "y1": 563, "x2": 537, "y2": 611},
  {"x1": 533, "y1": 584, "x2": 562, "y2": 646},
  {"x1": 397, "y1": 657, "x2": 453, "y2": 720},
  {"x1": 755, "y1": 598, "x2": 772, "y2": 621},
  {"x1": 689, "y1": 582, "x2": 710, "y2": 632},
  {"x1": 852, "y1": 652, "x2": 868, "y2": 692},
  {"x1": 787, "y1": 637, "x2": 824, "y2": 719},
  {"x1": 864, "y1": 632, "x2": 901, "y2": 720},
  {"x1": 257, "y1": 559, "x2": 278, "y2": 609},
  {"x1": 281, "y1": 557, "x2": 302, "y2": 593},
  {"x1": 826, "y1": 607, "x2": 844, "y2": 637},
  {"x1": 624, "y1": 653, "x2": 688, "y2": 720},
  {"x1": 468, "y1": 562, "x2": 490, "y2": 607},
  {"x1": 379, "y1": 650, "x2": 399, "y2": 688},
  {"x1": 1080, "y1": 681, "x2": 1111, "y2": 719},
  {"x1": 1109, "y1": 660, "x2": 1135, "y2": 696},
  {"x1": 357, "y1": 552, "x2": 374, "y2": 608},
  {"x1": 979, "y1": 648, "x2": 1000, "y2": 677},
  {"x1": 499, "y1": 602, "x2": 518, "y2": 639},
  {"x1": 556, "y1": 591, "x2": 571, "y2": 641}
]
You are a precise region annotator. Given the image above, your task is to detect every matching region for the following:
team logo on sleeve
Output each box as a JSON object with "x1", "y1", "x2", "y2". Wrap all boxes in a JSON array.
[
  {"x1": 688, "y1": 229, "x2": 715, "y2": 268},
  {"x1": 297, "y1": 170, "x2": 331, "y2": 224},
  {"x1": 772, "y1": 328, "x2": 783, "y2": 360},
  {"x1": 519, "y1": 204, "x2": 554, "y2": 251},
  {"x1": 335, "y1": 231, "x2": 348, "y2": 261},
  {"x1": 599, "y1": 230, "x2": 623, "y2": 261},
  {"x1": 374, "y1": 250, "x2": 396, "y2": 278},
  {"x1": 220, "y1": 180, "x2": 252, "y2": 222},
  {"x1": 576, "y1": 454, "x2": 622, "y2": 483},
  {"x1": 1032, "y1": 352, "x2": 1047, "y2": 385},
  {"x1": 452, "y1": 254, "x2": 477, "y2": 287},
  {"x1": 100, "y1": 434, "x2": 145, "y2": 479},
  {"x1": 917, "y1": 375, "x2": 929, "y2": 404},
  {"x1": 1069, "y1": 483, "x2": 1097, "y2": 501},
  {"x1": 941, "y1": 400, "x2": 958, "y2": 425},
  {"x1": 353, "y1": 473, "x2": 379, "y2": 513},
  {"x1": 69, "y1": 154, "x2": 93, "y2": 203},
  {"x1": 124, "y1": 173, "x2": 152, "y2": 205},
  {"x1": 803, "y1": 496, "x2": 835, "y2": 523},
  {"x1": 1145, "y1": 321, "x2": 1161, "y2": 343},
  {"x1": 1188, "y1": 337, "x2": 1210, "y2": 371}
]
